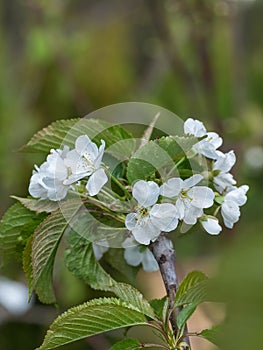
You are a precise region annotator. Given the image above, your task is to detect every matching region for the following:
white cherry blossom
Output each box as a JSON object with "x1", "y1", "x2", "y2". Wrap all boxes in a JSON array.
[
  {"x1": 200, "y1": 216, "x2": 222, "y2": 235},
  {"x1": 160, "y1": 174, "x2": 214, "y2": 225},
  {"x1": 64, "y1": 135, "x2": 108, "y2": 196},
  {"x1": 29, "y1": 146, "x2": 71, "y2": 201},
  {"x1": 193, "y1": 132, "x2": 223, "y2": 159},
  {"x1": 125, "y1": 180, "x2": 179, "y2": 245},
  {"x1": 221, "y1": 185, "x2": 249, "y2": 228},
  {"x1": 213, "y1": 150, "x2": 237, "y2": 193},
  {"x1": 184, "y1": 118, "x2": 223, "y2": 159},
  {"x1": 214, "y1": 150, "x2": 236, "y2": 172},
  {"x1": 184, "y1": 118, "x2": 207, "y2": 137},
  {"x1": 123, "y1": 237, "x2": 159, "y2": 272}
]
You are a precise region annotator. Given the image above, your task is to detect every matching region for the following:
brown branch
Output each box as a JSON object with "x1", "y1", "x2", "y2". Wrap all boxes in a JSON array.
[{"x1": 150, "y1": 234, "x2": 190, "y2": 348}]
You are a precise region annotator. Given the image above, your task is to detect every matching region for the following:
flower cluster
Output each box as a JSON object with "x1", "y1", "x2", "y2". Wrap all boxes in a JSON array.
[
  {"x1": 29, "y1": 135, "x2": 108, "y2": 201},
  {"x1": 124, "y1": 118, "x2": 248, "y2": 258},
  {"x1": 27, "y1": 118, "x2": 249, "y2": 272}
]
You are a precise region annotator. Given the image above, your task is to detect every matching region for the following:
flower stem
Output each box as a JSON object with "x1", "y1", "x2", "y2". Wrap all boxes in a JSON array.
[
  {"x1": 106, "y1": 169, "x2": 131, "y2": 199},
  {"x1": 149, "y1": 234, "x2": 191, "y2": 348},
  {"x1": 165, "y1": 156, "x2": 186, "y2": 180},
  {"x1": 140, "y1": 343, "x2": 169, "y2": 349}
]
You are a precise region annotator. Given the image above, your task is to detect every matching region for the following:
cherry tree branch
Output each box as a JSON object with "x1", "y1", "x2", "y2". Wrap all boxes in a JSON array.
[{"x1": 150, "y1": 234, "x2": 190, "y2": 348}]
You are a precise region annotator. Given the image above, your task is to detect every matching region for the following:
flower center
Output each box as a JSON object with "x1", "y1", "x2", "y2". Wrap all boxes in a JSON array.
[{"x1": 138, "y1": 207, "x2": 149, "y2": 218}]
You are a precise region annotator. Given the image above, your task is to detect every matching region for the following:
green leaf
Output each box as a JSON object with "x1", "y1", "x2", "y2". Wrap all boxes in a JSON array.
[
  {"x1": 174, "y1": 271, "x2": 208, "y2": 307},
  {"x1": 111, "y1": 283, "x2": 155, "y2": 319},
  {"x1": 149, "y1": 297, "x2": 167, "y2": 320},
  {"x1": 127, "y1": 136, "x2": 196, "y2": 183},
  {"x1": 11, "y1": 196, "x2": 60, "y2": 213},
  {"x1": 127, "y1": 140, "x2": 171, "y2": 183},
  {"x1": 22, "y1": 118, "x2": 135, "y2": 159},
  {"x1": 109, "y1": 338, "x2": 141, "y2": 350},
  {"x1": 0, "y1": 203, "x2": 46, "y2": 263},
  {"x1": 157, "y1": 135, "x2": 197, "y2": 160},
  {"x1": 36, "y1": 298, "x2": 148, "y2": 350},
  {"x1": 64, "y1": 230, "x2": 155, "y2": 318},
  {"x1": 23, "y1": 235, "x2": 34, "y2": 298},
  {"x1": 176, "y1": 302, "x2": 199, "y2": 330},
  {"x1": 64, "y1": 229, "x2": 115, "y2": 290},
  {"x1": 198, "y1": 325, "x2": 221, "y2": 346},
  {"x1": 104, "y1": 247, "x2": 138, "y2": 284},
  {"x1": 32, "y1": 199, "x2": 82, "y2": 303}
]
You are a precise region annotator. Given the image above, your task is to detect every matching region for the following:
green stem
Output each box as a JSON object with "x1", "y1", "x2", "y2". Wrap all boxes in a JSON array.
[
  {"x1": 84, "y1": 197, "x2": 125, "y2": 223},
  {"x1": 165, "y1": 157, "x2": 186, "y2": 180},
  {"x1": 106, "y1": 169, "x2": 131, "y2": 199},
  {"x1": 100, "y1": 188, "x2": 123, "y2": 201},
  {"x1": 140, "y1": 343, "x2": 169, "y2": 349}
]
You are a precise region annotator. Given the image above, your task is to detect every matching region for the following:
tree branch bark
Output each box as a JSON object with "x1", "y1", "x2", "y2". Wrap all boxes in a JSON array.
[{"x1": 150, "y1": 234, "x2": 190, "y2": 348}]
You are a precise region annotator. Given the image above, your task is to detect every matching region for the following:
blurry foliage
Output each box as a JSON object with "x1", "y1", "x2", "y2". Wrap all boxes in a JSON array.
[{"x1": 0, "y1": 0, "x2": 263, "y2": 349}]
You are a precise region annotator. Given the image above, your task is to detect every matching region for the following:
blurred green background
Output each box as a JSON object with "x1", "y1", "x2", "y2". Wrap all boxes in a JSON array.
[{"x1": 0, "y1": 1, "x2": 263, "y2": 349}]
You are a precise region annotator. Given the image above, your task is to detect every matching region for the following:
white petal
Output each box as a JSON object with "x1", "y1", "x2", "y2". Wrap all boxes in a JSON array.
[
  {"x1": 46, "y1": 180, "x2": 69, "y2": 201},
  {"x1": 46, "y1": 151, "x2": 68, "y2": 180},
  {"x1": 141, "y1": 249, "x2": 159, "y2": 272},
  {"x1": 28, "y1": 173, "x2": 48, "y2": 199},
  {"x1": 64, "y1": 149, "x2": 94, "y2": 178},
  {"x1": 206, "y1": 132, "x2": 223, "y2": 149},
  {"x1": 150, "y1": 203, "x2": 179, "y2": 232},
  {"x1": 125, "y1": 213, "x2": 139, "y2": 231},
  {"x1": 184, "y1": 118, "x2": 207, "y2": 137},
  {"x1": 225, "y1": 185, "x2": 249, "y2": 206},
  {"x1": 213, "y1": 172, "x2": 236, "y2": 194},
  {"x1": 183, "y1": 174, "x2": 203, "y2": 189},
  {"x1": 124, "y1": 246, "x2": 143, "y2": 266},
  {"x1": 193, "y1": 140, "x2": 219, "y2": 159},
  {"x1": 183, "y1": 206, "x2": 203, "y2": 225},
  {"x1": 94, "y1": 139, "x2": 106, "y2": 169},
  {"x1": 160, "y1": 178, "x2": 183, "y2": 198},
  {"x1": 221, "y1": 200, "x2": 240, "y2": 227},
  {"x1": 75, "y1": 135, "x2": 98, "y2": 158},
  {"x1": 214, "y1": 150, "x2": 236, "y2": 173},
  {"x1": 200, "y1": 217, "x2": 222, "y2": 235},
  {"x1": 175, "y1": 197, "x2": 185, "y2": 219},
  {"x1": 132, "y1": 217, "x2": 161, "y2": 245},
  {"x1": 188, "y1": 186, "x2": 214, "y2": 208},
  {"x1": 132, "y1": 180, "x2": 159, "y2": 207},
  {"x1": 86, "y1": 168, "x2": 108, "y2": 196}
]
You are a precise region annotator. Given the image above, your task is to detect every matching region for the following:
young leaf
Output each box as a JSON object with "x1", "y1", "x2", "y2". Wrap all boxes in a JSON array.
[
  {"x1": 32, "y1": 199, "x2": 82, "y2": 304},
  {"x1": 174, "y1": 271, "x2": 208, "y2": 307},
  {"x1": 176, "y1": 302, "x2": 199, "y2": 330},
  {"x1": 22, "y1": 118, "x2": 135, "y2": 159},
  {"x1": 149, "y1": 297, "x2": 167, "y2": 320},
  {"x1": 157, "y1": 136, "x2": 197, "y2": 160},
  {"x1": 127, "y1": 136, "x2": 196, "y2": 183},
  {"x1": 36, "y1": 298, "x2": 148, "y2": 350},
  {"x1": 111, "y1": 283, "x2": 155, "y2": 319},
  {"x1": 64, "y1": 230, "x2": 155, "y2": 318},
  {"x1": 198, "y1": 325, "x2": 221, "y2": 346},
  {"x1": 0, "y1": 203, "x2": 46, "y2": 263},
  {"x1": 109, "y1": 338, "x2": 141, "y2": 350},
  {"x1": 11, "y1": 196, "x2": 60, "y2": 213},
  {"x1": 127, "y1": 140, "x2": 173, "y2": 184}
]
